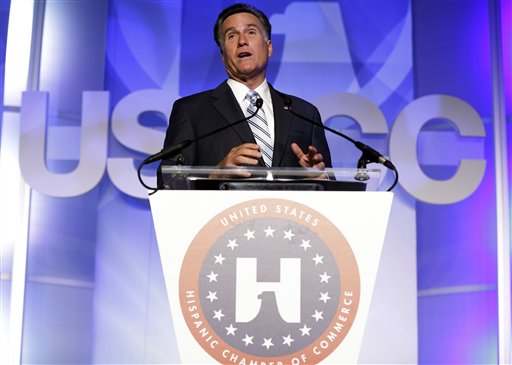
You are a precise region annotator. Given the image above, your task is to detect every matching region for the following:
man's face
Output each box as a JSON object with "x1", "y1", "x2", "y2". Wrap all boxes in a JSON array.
[{"x1": 220, "y1": 12, "x2": 272, "y2": 86}]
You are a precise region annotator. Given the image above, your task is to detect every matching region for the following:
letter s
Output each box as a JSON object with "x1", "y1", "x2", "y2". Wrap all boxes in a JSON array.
[{"x1": 107, "y1": 89, "x2": 175, "y2": 199}]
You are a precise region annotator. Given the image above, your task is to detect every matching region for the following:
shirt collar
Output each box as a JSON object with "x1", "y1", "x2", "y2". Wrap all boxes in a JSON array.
[{"x1": 227, "y1": 78, "x2": 271, "y2": 105}]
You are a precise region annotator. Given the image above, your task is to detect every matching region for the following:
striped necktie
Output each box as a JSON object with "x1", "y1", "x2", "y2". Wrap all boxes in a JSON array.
[{"x1": 245, "y1": 90, "x2": 273, "y2": 167}]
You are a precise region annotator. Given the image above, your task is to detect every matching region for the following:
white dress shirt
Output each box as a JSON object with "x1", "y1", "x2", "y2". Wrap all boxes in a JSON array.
[{"x1": 226, "y1": 78, "x2": 275, "y2": 145}]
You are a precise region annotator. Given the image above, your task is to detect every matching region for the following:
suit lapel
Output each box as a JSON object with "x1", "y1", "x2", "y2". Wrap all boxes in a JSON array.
[
  {"x1": 211, "y1": 81, "x2": 255, "y2": 144},
  {"x1": 270, "y1": 86, "x2": 293, "y2": 166},
  {"x1": 211, "y1": 81, "x2": 292, "y2": 167}
]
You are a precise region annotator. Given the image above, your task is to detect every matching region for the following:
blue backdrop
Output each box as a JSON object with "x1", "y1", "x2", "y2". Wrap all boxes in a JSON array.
[{"x1": 0, "y1": 0, "x2": 510, "y2": 364}]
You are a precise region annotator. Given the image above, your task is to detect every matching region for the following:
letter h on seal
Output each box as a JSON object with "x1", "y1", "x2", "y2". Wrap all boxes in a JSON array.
[{"x1": 235, "y1": 258, "x2": 301, "y2": 323}]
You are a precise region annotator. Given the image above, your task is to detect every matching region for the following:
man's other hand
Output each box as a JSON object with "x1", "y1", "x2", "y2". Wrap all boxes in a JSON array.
[{"x1": 291, "y1": 143, "x2": 325, "y2": 169}]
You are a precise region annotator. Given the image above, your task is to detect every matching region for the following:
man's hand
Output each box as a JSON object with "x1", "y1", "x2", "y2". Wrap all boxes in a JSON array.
[
  {"x1": 218, "y1": 143, "x2": 262, "y2": 167},
  {"x1": 213, "y1": 143, "x2": 262, "y2": 178},
  {"x1": 291, "y1": 143, "x2": 325, "y2": 168}
]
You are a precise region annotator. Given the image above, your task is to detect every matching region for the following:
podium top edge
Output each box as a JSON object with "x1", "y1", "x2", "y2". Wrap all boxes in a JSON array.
[{"x1": 161, "y1": 165, "x2": 380, "y2": 174}]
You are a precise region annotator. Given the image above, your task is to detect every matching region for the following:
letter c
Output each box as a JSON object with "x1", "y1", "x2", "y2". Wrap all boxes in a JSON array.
[{"x1": 390, "y1": 95, "x2": 486, "y2": 204}]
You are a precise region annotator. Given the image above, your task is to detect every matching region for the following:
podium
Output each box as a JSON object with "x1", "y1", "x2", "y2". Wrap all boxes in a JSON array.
[{"x1": 150, "y1": 167, "x2": 393, "y2": 364}]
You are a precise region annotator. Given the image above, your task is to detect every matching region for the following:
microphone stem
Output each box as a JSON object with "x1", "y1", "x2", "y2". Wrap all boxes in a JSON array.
[
  {"x1": 286, "y1": 108, "x2": 357, "y2": 145},
  {"x1": 144, "y1": 103, "x2": 262, "y2": 165},
  {"x1": 137, "y1": 101, "x2": 263, "y2": 191},
  {"x1": 285, "y1": 102, "x2": 399, "y2": 191},
  {"x1": 194, "y1": 104, "x2": 261, "y2": 145}
]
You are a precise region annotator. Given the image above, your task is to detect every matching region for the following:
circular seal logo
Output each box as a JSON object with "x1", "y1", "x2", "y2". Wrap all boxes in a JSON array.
[{"x1": 180, "y1": 199, "x2": 360, "y2": 364}]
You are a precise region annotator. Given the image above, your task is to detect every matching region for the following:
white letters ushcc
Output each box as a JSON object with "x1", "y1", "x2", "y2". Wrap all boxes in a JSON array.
[{"x1": 20, "y1": 90, "x2": 485, "y2": 203}]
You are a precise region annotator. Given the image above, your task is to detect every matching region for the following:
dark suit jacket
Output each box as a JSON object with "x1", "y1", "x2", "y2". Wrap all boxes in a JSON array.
[{"x1": 158, "y1": 81, "x2": 331, "y2": 179}]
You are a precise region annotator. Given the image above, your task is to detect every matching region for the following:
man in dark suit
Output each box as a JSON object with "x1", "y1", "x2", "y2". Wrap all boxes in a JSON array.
[{"x1": 159, "y1": 3, "x2": 331, "y2": 176}]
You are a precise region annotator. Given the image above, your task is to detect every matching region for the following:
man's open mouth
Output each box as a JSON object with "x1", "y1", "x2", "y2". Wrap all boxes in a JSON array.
[{"x1": 238, "y1": 52, "x2": 252, "y2": 58}]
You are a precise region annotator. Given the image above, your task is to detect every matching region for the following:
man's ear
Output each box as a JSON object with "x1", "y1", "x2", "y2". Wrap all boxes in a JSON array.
[
  {"x1": 267, "y1": 40, "x2": 273, "y2": 57},
  {"x1": 220, "y1": 48, "x2": 226, "y2": 64}
]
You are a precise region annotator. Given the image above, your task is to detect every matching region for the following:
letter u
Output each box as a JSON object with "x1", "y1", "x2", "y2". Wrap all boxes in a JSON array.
[{"x1": 19, "y1": 91, "x2": 109, "y2": 197}]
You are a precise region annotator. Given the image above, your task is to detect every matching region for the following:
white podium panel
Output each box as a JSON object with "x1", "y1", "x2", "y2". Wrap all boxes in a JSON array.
[{"x1": 150, "y1": 191, "x2": 393, "y2": 364}]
